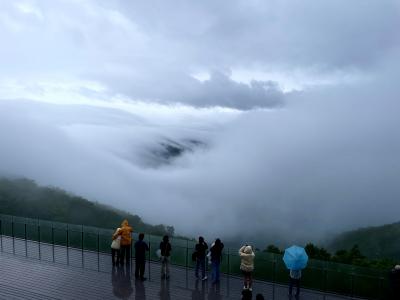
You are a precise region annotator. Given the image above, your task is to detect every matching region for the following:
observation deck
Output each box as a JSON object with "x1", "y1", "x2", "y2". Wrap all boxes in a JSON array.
[{"x1": 0, "y1": 215, "x2": 384, "y2": 299}]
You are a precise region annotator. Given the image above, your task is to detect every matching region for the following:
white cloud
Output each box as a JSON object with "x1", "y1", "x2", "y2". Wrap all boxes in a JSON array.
[
  {"x1": 1, "y1": 0, "x2": 398, "y2": 109},
  {"x1": 15, "y1": 2, "x2": 44, "y2": 20}
]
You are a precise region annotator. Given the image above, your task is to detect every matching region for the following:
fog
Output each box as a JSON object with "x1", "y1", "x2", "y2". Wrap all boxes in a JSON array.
[
  {"x1": 1, "y1": 69, "x2": 399, "y2": 244},
  {"x1": 0, "y1": 0, "x2": 400, "y2": 246}
]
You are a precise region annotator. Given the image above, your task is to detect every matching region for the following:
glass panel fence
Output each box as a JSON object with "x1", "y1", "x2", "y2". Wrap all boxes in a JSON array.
[{"x1": 0, "y1": 214, "x2": 390, "y2": 299}]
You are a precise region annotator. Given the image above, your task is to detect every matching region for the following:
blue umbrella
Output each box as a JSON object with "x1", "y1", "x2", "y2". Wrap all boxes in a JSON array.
[{"x1": 283, "y1": 245, "x2": 308, "y2": 270}]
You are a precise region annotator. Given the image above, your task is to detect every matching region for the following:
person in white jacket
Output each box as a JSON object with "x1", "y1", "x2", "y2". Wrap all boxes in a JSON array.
[{"x1": 239, "y1": 245, "x2": 255, "y2": 290}]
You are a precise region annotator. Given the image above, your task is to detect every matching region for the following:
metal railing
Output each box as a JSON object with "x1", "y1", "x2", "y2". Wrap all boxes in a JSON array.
[{"x1": 0, "y1": 214, "x2": 390, "y2": 299}]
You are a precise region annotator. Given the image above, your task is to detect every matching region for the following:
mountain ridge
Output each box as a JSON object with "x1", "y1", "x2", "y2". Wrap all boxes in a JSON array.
[{"x1": 0, "y1": 177, "x2": 174, "y2": 236}]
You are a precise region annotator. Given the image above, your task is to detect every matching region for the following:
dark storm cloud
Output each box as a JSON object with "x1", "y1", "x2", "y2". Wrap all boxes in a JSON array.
[
  {"x1": 98, "y1": 70, "x2": 284, "y2": 110},
  {"x1": 180, "y1": 71, "x2": 284, "y2": 109}
]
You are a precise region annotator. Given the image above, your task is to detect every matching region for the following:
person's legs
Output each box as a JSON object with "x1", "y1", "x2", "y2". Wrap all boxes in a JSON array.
[
  {"x1": 135, "y1": 259, "x2": 140, "y2": 278},
  {"x1": 289, "y1": 277, "x2": 294, "y2": 296},
  {"x1": 111, "y1": 248, "x2": 116, "y2": 266},
  {"x1": 116, "y1": 249, "x2": 121, "y2": 266},
  {"x1": 139, "y1": 260, "x2": 146, "y2": 279},
  {"x1": 161, "y1": 257, "x2": 166, "y2": 277},
  {"x1": 248, "y1": 272, "x2": 253, "y2": 289},
  {"x1": 295, "y1": 279, "x2": 300, "y2": 297},
  {"x1": 165, "y1": 257, "x2": 170, "y2": 278},
  {"x1": 195, "y1": 258, "x2": 200, "y2": 278},
  {"x1": 125, "y1": 245, "x2": 131, "y2": 266},
  {"x1": 211, "y1": 261, "x2": 216, "y2": 282},
  {"x1": 119, "y1": 246, "x2": 125, "y2": 266},
  {"x1": 217, "y1": 262, "x2": 221, "y2": 281},
  {"x1": 243, "y1": 271, "x2": 249, "y2": 289},
  {"x1": 213, "y1": 261, "x2": 220, "y2": 282},
  {"x1": 201, "y1": 258, "x2": 206, "y2": 279}
]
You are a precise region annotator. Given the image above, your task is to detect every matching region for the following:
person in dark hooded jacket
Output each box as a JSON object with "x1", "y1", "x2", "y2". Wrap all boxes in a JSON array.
[
  {"x1": 134, "y1": 233, "x2": 149, "y2": 280},
  {"x1": 210, "y1": 238, "x2": 224, "y2": 283},
  {"x1": 159, "y1": 235, "x2": 172, "y2": 279},
  {"x1": 194, "y1": 236, "x2": 208, "y2": 280}
]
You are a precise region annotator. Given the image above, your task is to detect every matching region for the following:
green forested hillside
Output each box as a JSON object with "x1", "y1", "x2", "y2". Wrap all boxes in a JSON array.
[
  {"x1": 0, "y1": 177, "x2": 174, "y2": 236},
  {"x1": 328, "y1": 222, "x2": 400, "y2": 260}
]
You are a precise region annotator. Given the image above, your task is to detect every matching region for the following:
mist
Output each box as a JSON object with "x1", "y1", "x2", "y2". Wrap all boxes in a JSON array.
[{"x1": 1, "y1": 66, "x2": 399, "y2": 246}]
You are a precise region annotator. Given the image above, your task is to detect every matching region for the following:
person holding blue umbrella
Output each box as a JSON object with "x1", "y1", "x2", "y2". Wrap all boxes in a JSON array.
[{"x1": 283, "y1": 245, "x2": 308, "y2": 299}]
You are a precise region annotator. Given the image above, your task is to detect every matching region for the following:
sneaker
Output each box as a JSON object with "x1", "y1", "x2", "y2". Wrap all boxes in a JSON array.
[{"x1": 202, "y1": 276, "x2": 208, "y2": 281}]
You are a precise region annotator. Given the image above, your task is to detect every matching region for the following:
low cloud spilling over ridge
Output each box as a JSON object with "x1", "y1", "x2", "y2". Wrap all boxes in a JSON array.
[{"x1": 1, "y1": 63, "x2": 399, "y2": 244}]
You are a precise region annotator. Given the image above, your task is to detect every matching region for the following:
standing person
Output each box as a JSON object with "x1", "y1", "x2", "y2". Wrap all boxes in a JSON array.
[
  {"x1": 288, "y1": 268, "x2": 302, "y2": 299},
  {"x1": 195, "y1": 236, "x2": 208, "y2": 280},
  {"x1": 160, "y1": 235, "x2": 172, "y2": 279},
  {"x1": 134, "y1": 233, "x2": 149, "y2": 280},
  {"x1": 118, "y1": 219, "x2": 133, "y2": 266},
  {"x1": 239, "y1": 245, "x2": 255, "y2": 291},
  {"x1": 389, "y1": 265, "x2": 400, "y2": 299},
  {"x1": 111, "y1": 227, "x2": 121, "y2": 267},
  {"x1": 210, "y1": 238, "x2": 224, "y2": 284}
]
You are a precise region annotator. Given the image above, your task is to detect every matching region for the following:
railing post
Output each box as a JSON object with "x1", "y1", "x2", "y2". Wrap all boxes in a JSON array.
[
  {"x1": 378, "y1": 276, "x2": 383, "y2": 300},
  {"x1": 131, "y1": 233, "x2": 133, "y2": 272},
  {"x1": 12, "y1": 217, "x2": 15, "y2": 255},
  {"x1": 51, "y1": 223, "x2": 55, "y2": 262},
  {"x1": 227, "y1": 248, "x2": 230, "y2": 276},
  {"x1": 185, "y1": 240, "x2": 189, "y2": 270},
  {"x1": 350, "y1": 273, "x2": 354, "y2": 298},
  {"x1": 272, "y1": 258, "x2": 276, "y2": 300},
  {"x1": 148, "y1": 235, "x2": 151, "y2": 280},
  {"x1": 66, "y1": 224, "x2": 69, "y2": 266},
  {"x1": 226, "y1": 248, "x2": 230, "y2": 297},
  {"x1": 97, "y1": 230, "x2": 100, "y2": 271},
  {"x1": 130, "y1": 234, "x2": 133, "y2": 274},
  {"x1": 38, "y1": 222, "x2": 41, "y2": 260},
  {"x1": 272, "y1": 259, "x2": 276, "y2": 283},
  {"x1": 81, "y1": 225, "x2": 84, "y2": 268},
  {"x1": 24, "y1": 223, "x2": 27, "y2": 257},
  {"x1": 0, "y1": 219, "x2": 3, "y2": 253}
]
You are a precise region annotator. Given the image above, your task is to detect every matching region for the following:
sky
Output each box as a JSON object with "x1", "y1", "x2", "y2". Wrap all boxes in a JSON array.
[{"x1": 0, "y1": 0, "x2": 400, "y2": 245}]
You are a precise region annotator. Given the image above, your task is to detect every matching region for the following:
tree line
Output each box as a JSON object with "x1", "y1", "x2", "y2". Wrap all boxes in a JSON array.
[{"x1": 264, "y1": 243, "x2": 396, "y2": 269}]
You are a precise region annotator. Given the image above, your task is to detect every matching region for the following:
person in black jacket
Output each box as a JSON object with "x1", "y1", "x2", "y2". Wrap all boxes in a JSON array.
[
  {"x1": 210, "y1": 238, "x2": 224, "y2": 284},
  {"x1": 160, "y1": 235, "x2": 172, "y2": 279},
  {"x1": 195, "y1": 236, "x2": 208, "y2": 280},
  {"x1": 389, "y1": 265, "x2": 400, "y2": 299},
  {"x1": 134, "y1": 233, "x2": 149, "y2": 280}
]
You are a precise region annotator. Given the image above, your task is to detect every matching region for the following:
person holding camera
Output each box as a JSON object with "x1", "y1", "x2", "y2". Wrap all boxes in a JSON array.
[{"x1": 239, "y1": 244, "x2": 255, "y2": 291}]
